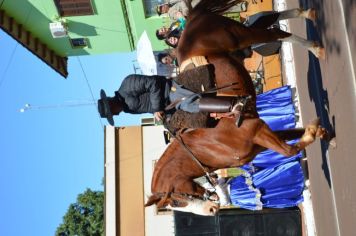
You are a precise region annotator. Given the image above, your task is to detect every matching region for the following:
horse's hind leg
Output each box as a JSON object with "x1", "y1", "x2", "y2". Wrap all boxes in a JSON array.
[
  {"x1": 281, "y1": 34, "x2": 325, "y2": 59},
  {"x1": 236, "y1": 19, "x2": 324, "y2": 59},
  {"x1": 260, "y1": 8, "x2": 325, "y2": 59},
  {"x1": 277, "y1": 8, "x2": 316, "y2": 23},
  {"x1": 236, "y1": 27, "x2": 291, "y2": 49},
  {"x1": 264, "y1": 9, "x2": 322, "y2": 58},
  {"x1": 245, "y1": 27, "x2": 325, "y2": 59}
]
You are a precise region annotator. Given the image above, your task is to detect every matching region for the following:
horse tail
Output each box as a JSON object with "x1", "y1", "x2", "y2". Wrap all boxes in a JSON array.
[
  {"x1": 185, "y1": 0, "x2": 193, "y2": 15},
  {"x1": 188, "y1": 0, "x2": 243, "y2": 17}
]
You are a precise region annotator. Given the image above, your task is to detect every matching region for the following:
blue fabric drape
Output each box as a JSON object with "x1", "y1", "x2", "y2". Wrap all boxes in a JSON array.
[
  {"x1": 229, "y1": 86, "x2": 304, "y2": 210},
  {"x1": 256, "y1": 85, "x2": 296, "y2": 131}
]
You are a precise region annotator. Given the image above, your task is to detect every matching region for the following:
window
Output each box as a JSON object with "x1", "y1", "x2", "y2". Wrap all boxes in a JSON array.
[
  {"x1": 54, "y1": 0, "x2": 94, "y2": 16},
  {"x1": 141, "y1": 117, "x2": 155, "y2": 126},
  {"x1": 142, "y1": 0, "x2": 164, "y2": 17},
  {"x1": 70, "y1": 38, "x2": 88, "y2": 48}
]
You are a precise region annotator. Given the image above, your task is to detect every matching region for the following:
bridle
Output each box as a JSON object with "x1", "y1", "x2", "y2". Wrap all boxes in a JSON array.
[{"x1": 155, "y1": 189, "x2": 219, "y2": 206}]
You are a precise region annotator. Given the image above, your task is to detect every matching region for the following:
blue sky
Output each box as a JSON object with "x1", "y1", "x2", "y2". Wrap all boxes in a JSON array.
[{"x1": 0, "y1": 30, "x2": 147, "y2": 236}]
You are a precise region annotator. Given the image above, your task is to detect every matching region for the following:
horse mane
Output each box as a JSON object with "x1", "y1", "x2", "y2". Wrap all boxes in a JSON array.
[
  {"x1": 145, "y1": 144, "x2": 180, "y2": 207},
  {"x1": 188, "y1": 0, "x2": 243, "y2": 18},
  {"x1": 151, "y1": 141, "x2": 181, "y2": 187}
]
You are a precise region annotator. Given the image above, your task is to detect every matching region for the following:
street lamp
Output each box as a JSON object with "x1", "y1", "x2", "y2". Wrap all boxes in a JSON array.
[
  {"x1": 19, "y1": 104, "x2": 31, "y2": 113},
  {"x1": 19, "y1": 101, "x2": 97, "y2": 113}
]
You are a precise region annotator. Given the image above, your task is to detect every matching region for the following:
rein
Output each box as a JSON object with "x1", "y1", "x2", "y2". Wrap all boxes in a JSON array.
[
  {"x1": 201, "y1": 81, "x2": 240, "y2": 95},
  {"x1": 156, "y1": 191, "x2": 213, "y2": 202},
  {"x1": 163, "y1": 126, "x2": 218, "y2": 190}
]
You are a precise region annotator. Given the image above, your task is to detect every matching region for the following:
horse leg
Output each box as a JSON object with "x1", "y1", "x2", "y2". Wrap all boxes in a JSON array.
[
  {"x1": 244, "y1": 27, "x2": 325, "y2": 59},
  {"x1": 281, "y1": 34, "x2": 325, "y2": 59},
  {"x1": 294, "y1": 118, "x2": 329, "y2": 150},
  {"x1": 261, "y1": 8, "x2": 322, "y2": 58},
  {"x1": 253, "y1": 118, "x2": 327, "y2": 157},
  {"x1": 277, "y1": 8, "x2": 316, "y2": 23},
  {"x1": 273, "y1": 128, "x2": 306, "y2": 140},
  {"x1": 233, "y1": 27, "x2": 291, "y2": 49},
  {"x1": 253, "y1": 122, "x2": 300, "y2": 157},
  {"x1": 234, "y1": 21, "x2": 325, "y2": 59},
  {"x1": 272, "y1": 9, "x2": 323, "y2": 58},
  {"x1": 272, "y1": 126, "x2": 328, "y2": 144}
]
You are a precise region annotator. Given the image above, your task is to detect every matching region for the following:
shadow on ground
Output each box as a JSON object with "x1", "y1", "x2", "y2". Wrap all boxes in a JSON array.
[{"x1": 297, "y1": 0, "x2": 338, "y2": 188}]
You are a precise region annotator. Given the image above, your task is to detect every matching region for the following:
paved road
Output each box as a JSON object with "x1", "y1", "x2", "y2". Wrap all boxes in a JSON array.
[{"x1": 285, "y1": 0, "x2": 356, "y2": 235}]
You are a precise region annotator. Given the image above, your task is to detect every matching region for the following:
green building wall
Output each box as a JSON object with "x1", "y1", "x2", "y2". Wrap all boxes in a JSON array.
[
  {"x1": 2, "y1": 0, "x2": 168, "y2": 57},
  {"x1": 124, "y1": 0, "x2": 170, "y2": 51}
]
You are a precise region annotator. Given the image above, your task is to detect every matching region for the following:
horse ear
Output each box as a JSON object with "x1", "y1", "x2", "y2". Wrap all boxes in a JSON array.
[
  {"x1": 156, "y1": 193, "x2": 170, "y2": 208},
  {"x1": 144, "y1": 195, "x2": 162, "y2": 207}
]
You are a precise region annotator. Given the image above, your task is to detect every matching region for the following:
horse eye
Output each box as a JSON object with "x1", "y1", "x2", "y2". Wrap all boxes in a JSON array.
[{"x1": 171, "y1": 199, "x2": 180, "y2": 207}]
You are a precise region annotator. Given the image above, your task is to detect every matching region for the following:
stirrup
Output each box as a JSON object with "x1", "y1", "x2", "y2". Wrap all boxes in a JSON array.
[
  {"x1": 209, "y1": 103, "x2": 242, "y2": 120},
  {"x1": 234, "y1": 95, "x2": 252, "y2": 127}
]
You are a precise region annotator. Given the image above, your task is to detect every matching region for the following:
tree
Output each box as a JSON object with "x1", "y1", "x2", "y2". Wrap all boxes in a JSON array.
[{"x1": 56, "y1": 188, "x2": 104, "y2": 236}]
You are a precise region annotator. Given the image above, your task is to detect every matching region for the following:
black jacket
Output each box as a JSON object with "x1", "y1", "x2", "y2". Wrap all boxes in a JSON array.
[{"x1": 115, "y1": 74, "x2": 171, "y2": 114}]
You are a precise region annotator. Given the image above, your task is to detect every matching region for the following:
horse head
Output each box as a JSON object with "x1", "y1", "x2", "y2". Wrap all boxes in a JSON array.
[{"x1": 145, "y1": 191, "x2": 220, "y2": 216}]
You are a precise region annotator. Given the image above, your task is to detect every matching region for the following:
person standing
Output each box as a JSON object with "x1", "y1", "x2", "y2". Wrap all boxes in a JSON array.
[{"x1": 156, "y1": 0, "x2": 248, "y2": 21}]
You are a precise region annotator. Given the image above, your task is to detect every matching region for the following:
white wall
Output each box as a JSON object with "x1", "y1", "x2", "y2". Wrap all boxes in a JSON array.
[
  {"x1": 143, "y1": 125, "x2": 175, "y2": 236},
  {"x1": 105, "y1": 126, "x2": 116, "y2": 236}
]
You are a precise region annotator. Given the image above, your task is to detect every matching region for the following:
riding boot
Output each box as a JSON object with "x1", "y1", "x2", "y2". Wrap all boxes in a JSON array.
[{"x1": 198, "y1": 97, "x2": 242, "y2": 113}]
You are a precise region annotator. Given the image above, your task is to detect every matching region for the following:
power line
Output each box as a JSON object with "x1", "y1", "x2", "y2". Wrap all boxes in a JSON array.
[
  {"x1": 0, "y1": 4, "x2": 33, "y2": 90},
  {"x1": 77, "y1": 57, "x2": 104, "y2": 129},
  {"x1": 0, "y1": 43, "x2": 18, "y2": 90}
]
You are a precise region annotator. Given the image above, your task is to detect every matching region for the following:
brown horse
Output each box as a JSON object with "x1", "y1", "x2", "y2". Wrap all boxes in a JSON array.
[{"x1": 145, "y1": 0, "x2": 328, "y2": 215}]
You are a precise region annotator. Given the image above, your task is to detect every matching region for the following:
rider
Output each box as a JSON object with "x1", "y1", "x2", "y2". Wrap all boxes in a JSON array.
[{"x1": 97, "y1": 74, "x2": 241, "y2": 126}]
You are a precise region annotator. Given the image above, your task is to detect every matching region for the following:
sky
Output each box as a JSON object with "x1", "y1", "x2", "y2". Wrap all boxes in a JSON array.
[{"x1": 0, "y1": 30, "x2": 148, "y2": 236}]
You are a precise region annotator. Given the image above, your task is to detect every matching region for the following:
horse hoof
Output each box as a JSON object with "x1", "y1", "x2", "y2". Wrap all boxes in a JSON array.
[
  {"x1": 306, "y1": 8, "x2": 317, "y2": 25},
  {"x1": 315, "y1": 46, "x2": 326, "y2": 59},
  {"x1": 316, "y1": 126, "x2": 328, "y2": 139},
  {"x1": 303, "y1": 118, "x2": 320, "y2": 142},
  {"x1": 329, "y1": 137, "x2": 337, "y2": 149}
]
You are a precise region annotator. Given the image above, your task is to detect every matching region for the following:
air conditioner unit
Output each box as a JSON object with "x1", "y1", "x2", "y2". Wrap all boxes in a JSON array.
[
  {"x1": 141, "y1": 117, "x2": 155, "y2": 126},
  {"x1": 49, "y1": 22, "x2": 67, "y2": 38}
]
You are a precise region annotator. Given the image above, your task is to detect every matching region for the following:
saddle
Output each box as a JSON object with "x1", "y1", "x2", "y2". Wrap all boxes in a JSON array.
[
  {"x1": 164, "y1": 57, "x2": 251, "y2": 133},
  {"x1": 164, "y1": 61, "x2": 218, "y2": 133},
  {"x1": 176, "y1": 62, "x2": 216, "y2": 93}
]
